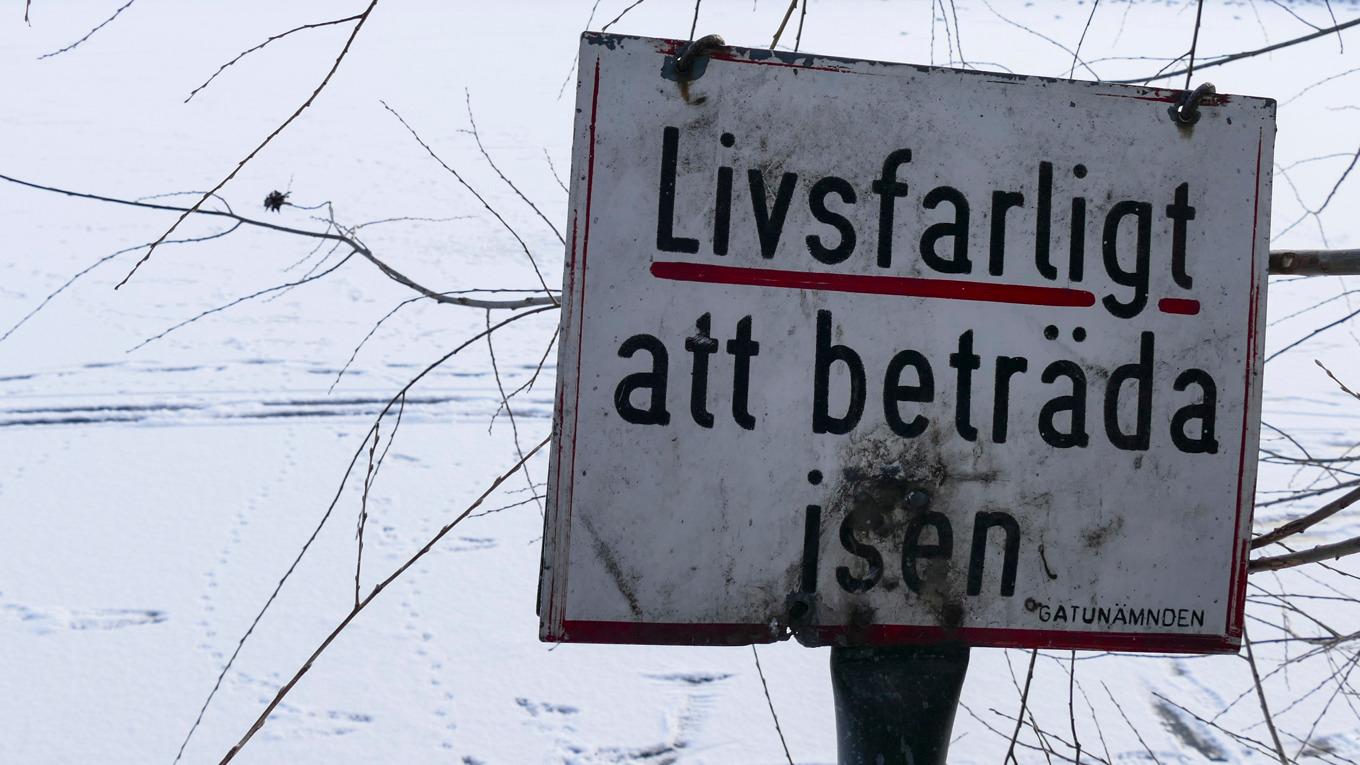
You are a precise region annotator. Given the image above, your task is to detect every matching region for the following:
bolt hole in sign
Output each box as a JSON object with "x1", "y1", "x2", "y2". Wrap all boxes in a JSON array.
[{"x1": 538, "y1": 32, "x2": 1275, "y2": 654}]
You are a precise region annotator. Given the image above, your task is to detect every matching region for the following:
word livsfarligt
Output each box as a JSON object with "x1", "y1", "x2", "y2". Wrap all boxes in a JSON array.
[{"x1": 655, "y1": 126, "x2": 1200, "y2": 320}]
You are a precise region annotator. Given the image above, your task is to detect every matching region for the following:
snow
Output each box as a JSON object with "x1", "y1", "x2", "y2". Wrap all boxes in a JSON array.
[{"x1": 2, "y1": 1, "x2": 1360, "y2": 763}]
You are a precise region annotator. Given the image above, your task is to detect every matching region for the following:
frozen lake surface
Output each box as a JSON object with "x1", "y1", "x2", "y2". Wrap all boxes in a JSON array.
[{"x1": 3, "y1": 1, "x2": 1360, "y2": 762}]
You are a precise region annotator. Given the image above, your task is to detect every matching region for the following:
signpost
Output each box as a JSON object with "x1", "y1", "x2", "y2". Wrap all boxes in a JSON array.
[{"x1": 538, "y1": 31, "x2": 1276, "y2": 763}]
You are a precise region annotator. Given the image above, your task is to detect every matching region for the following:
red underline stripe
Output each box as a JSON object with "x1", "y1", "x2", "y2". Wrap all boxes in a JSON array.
[
  {"x1": 1158, "y1": 297, "x2": 1201, "y2": 315},
  {"x1": 651, "y1": 261, "x2": 1097, "y2": 308}
]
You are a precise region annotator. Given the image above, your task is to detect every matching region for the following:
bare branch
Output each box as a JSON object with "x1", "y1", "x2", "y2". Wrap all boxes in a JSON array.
[
  {"x1": 544, "y1": 149, "x2": 569, "y2": 194},
  {"x1": 115, "y1": 0, "x2": 379, "y2": 288},
  {"x1": 1151, "y1": 692, "x2": 1289, "y2": 760},
  {"x1": 751, "y1": 645, "x2": 796, "y2": 765},
  {"x1": 38, "y1": 0, "x2": 136, "y2": 60},
  {"x1": 770, "y1": 0, "x2": 798, "y2": 49},
  {"x1": 1244, "y1": 629, "x2": 1290, "y2": 764},
  {"x1": 185, "y1": 14, "x2": 364, "y2": 103},
  {"x1": 1067, "y1": 650, "x2": 1082, "y2": 764},
  {"x1": 464, "y1": 91, "x2": 565, "y2": 245},
  {"x1": 600, "y1": 0, "x2": 651, "y2": 32},
  {"x1": 1253, "y1": 485, "x2": 1360, "y2": 549},
  {"x1": 0, "y1": 173, "x2": 558, "y2": 311},
  {"x1": 485, "y1": 310, "x2": 543, "y2": 515},
  {"x1": 491, "y1": 325, "x2": 559, "y2": 428},
  {"x1": 1182, "y1": 0, "x2": 1206, "y2": 91},
  {"x1": 219, "y1": 436, "x2": 551, "y2": 764},
  {"x1": 0, "y1": 221, "x2": 241, "y2": 345},
  {"x1": 172, "y1": 305, "x2": 555, "y2": 763},
  {"x1": 356, "y1": 393, "x2": 405, "y2": 606},
  {"x1": 979, "y1": 0, "x2": 1101, "y2": 80},
  {"x1": 1251, "y1": 534, "x2": 1360, "y2": 572},
  {"x1": 1112, "y1": 15, "x2": 1360, "y2": 84},
  {"x1": 381, "y1": 100, "x2": 557, "y2": 301},
  {"x1": 1069, "y1": 0, "x2": 1101, "y2": 80},
  {"x1": 127, "y1": 251, "x2": 355, "y2": 353},
  {"x1": 1005, "y1": 649, "x2": 1039, "y2": 765},
  {"x1": 1101, "y1": 681, "x2": 1161, "y2": 764}
]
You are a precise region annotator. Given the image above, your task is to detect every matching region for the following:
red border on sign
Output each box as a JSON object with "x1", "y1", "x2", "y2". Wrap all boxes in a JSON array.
[
  {"x1": 561, "y1": 620, "x2": 1239, "y2": 653},
  {"x1": 550, "y1": 37, "x2": 1263, "y2": 655},
  {"x1": 1224, "y1": 130, "x2": 1266, "y2": 639}
]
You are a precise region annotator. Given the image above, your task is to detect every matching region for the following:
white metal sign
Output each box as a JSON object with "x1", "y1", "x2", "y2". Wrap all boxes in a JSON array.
[{"x1": 539, "y1": 33, "x2": 1275, "y2": 653}]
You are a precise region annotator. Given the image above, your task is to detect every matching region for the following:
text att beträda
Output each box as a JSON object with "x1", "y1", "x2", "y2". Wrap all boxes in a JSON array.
[{"x1": 612, "y1": 312, "x2": 1218, "y2": 455}]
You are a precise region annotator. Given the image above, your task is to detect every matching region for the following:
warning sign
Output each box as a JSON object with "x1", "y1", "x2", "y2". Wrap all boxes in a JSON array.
[{"x1": 538, "y1": 33, "x2": 1275, "y2": 653}]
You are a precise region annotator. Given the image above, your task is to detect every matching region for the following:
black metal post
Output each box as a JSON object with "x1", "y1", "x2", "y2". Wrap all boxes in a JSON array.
[{"x1": 830, "y1": 643, "x2": 971, "y2": 765}]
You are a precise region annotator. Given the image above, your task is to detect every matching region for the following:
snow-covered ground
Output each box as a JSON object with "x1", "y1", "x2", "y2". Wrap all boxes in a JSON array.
[{"x1": 3, "y1": 1, "x2": 1360, "y2": 762}]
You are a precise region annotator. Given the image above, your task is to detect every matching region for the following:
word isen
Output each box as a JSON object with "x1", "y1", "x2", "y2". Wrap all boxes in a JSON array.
[{"x1": 655, "y1": 126, "x2": 1200, "y2": 320}]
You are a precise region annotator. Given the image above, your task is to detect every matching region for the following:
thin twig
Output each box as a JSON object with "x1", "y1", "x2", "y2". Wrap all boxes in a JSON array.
[
  {"x1": 1245, "y1": 628, "x2": 1291, "y2": 764},
  {"x1": 115, "y1": 0, "x2": 380, "y2": 288},
  {"x1": 219, "y1": 437, "x2": 551, "y2": 764},
  {"x1": 1112, "y1": 15, "x2": 1360, "y2": 84},
  {"x1": 1151, "y1": 692, "x2": 1288, "y2": 760},
  {"x1": 770, "y1": 0, "x2": 798, "y2": 49},
  {"x1": 382, "y1": 100, "x2": 557, "y2": 301},
  {"x1": 127, "y1": 252, "x2": 355, "y2": 352},
  {"x1": 0, "y1": 221, "x2": 241, "y2": 345},
  {"x1": 544, "y1": 150, "x2": 569, "y2": 194},
  {"x1": 1069, "y1": 0, "x2": 1101, "y2": 80},
  {"x1": 491, "y1": 325, "x2": 559, "y2": 428},
  {"x1": 185, "y1": 14, "x2": 364, "y2": 103},
  {"x1": 1323, "y1": 0, "x2": 1344, "y2": 51},
  {"x1": 1101, "y1": 682, "x2": 1161, "y2": 764},
  {"x1": 0, "y1": 173, "x2": 557, "y2": 312},
  {"x1": 485, "y1": 310, "x2": 543, "y2": 515},
  {"x1": 1068, "y1": 650, "x2": 1082, "y2": 764},
  {"x1": 600, "y1": 0, "x2": 650, "y2": 32},
  {"x1": 1183, "y1": 0, "x2": 1206, "y2": 90},
  {"x1": 464, "y1": 91, "x2": 564, "y2": 245},
  {"x1": 979, "y1": 0, "x2": 1101, "y2": 80},
  {"x1": 1253, "y1": 484, "x2": 1360, "y2": 549},
  {"x1": 944, "y1": 0, "x2": 962, "y2": 64},
  {"x1": 355, "y1": 416, "x2": 381, "y2": 607},
  {"x1": 751, "y1": 645, "x2": 796, "y2": 765},
  {"x1": 172, "y1": 306, "x2": 556, "y2": 764},
  {"x1": 1005, "y1": 650, "x2": 1039, "y2": 764},
  {"x1": 38, "y1": 0, "x2": 136, "y2": 59}
]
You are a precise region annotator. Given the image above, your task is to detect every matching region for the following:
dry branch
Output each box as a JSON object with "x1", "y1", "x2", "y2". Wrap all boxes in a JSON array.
[
  {"x1": 219, "y1": 436, "x2": 551, "y2": 764},
  {"x1": 185, "y1": 14, "x2": 365, "y2": 103},
  {"x1": 1244, "y1": 629, "x2": 1291, "y2": 764},
  {"x1": 1251, "y1": 534, "x2": 1360, "y2": 572},
  {"x1": 464, "y1": 92, "x2": 565, "y2": 246},
  {"x1": 381, "y1": 100, "x2": 557, "y2": 301},
  {"x1": 1253, "y1": 485, "x2": 1360, "y2": 549},
  {"x1": 1005, "y1": 650, "x2": 1039, "y2": 765},
  {"x1": 0, "y1": 173, "x2": 557, "y2": 312},
  {"x1": 1112, "y1": 15, "x2": 1360, "y2": 84},
  {"x1": 115, "y1": 0, "x2": 380, "y2": 288},
  {"x1": 38, "y1": 0, "x2": 136, "y2": 59},
  {"x1": 751, "y1": 645, "x2": 796, "y2": 765},
  {"x1": 174, "y1": 305, "x2": 556, "y2": 763}
]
